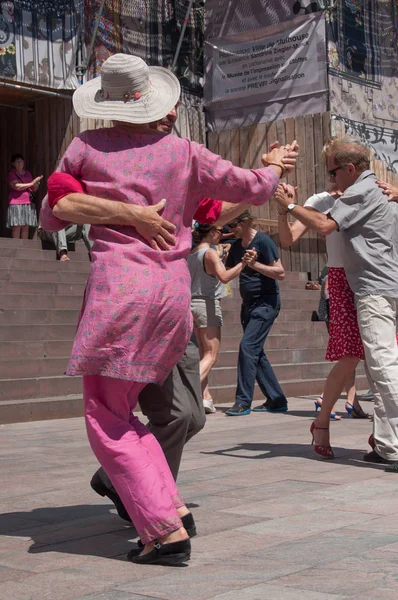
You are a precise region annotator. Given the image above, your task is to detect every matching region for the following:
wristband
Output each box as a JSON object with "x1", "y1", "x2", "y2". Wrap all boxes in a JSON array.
[{"x1": 267, "y1": 163, "x2": 285, "y2": 178}]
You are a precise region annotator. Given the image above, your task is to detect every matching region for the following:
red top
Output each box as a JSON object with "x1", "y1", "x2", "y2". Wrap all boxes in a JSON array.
[
  {"x1": 193, "y1": 197, "x2": 222, "y2": 224},
  {"x1": 8, "y1": 170, "x2": 33, "y2": 205}
]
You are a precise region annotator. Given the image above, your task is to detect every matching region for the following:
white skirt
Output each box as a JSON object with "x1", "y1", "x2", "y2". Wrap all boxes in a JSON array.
[{"x1": 6, "y1": 204, "x2": 37, "y2": 228}]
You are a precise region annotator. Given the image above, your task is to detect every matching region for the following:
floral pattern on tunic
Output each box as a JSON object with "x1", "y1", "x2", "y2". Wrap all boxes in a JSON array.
[{"x1": 42, "y1": 126, "x2": 280, "y2": 384}]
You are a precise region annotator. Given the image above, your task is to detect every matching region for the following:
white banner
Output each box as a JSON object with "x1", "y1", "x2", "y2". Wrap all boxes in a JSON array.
[
  {"x1": 0, "y1": 2, "x2": 80, "y2": 89},
  {"x1": 204, "y1": 13, "x2": 327, "y2": 107}
]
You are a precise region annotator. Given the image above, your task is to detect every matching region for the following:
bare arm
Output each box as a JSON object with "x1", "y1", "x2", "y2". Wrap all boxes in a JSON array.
[
  {"x1": 204, "y1": 248, "x2": 244, "y2": 283},
  {"x1": 285, "y1": 205, "x2": 337, "y2": 235},
  {"x1": 9, "y1": 181, "x2": 32, "y2": 191},
  {"x1": 278, "y1": 213, "x2": 308, "y2": 248},
  {"x1": 9, "y1": 175, "x2": 42, "y2": 191},
  {"x1": 52, "y1": 194, "x2": 177, "y2": 250},
  {"x1": 274, "y1": 187, "x2": 337, "y2": 236},
  {"x1": 249, "y1": 258, "x2": 285, "y2": 281}
]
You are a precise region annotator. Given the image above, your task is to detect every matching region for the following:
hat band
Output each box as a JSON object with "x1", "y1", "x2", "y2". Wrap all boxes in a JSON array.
[{"x1": 100, "y1": 81, "x2": 152, "y2": 102}]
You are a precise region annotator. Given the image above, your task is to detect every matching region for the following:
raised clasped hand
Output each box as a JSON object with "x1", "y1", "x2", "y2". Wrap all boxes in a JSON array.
[
  {"x1": 242, "y1": 248, "x2": 257, "y2": 267},
  {"x1": 274, "y1": 182, "x2": 297, "y2": 210},
  {"x1": 261, "y1": 140, "x2": 299, "y2": 174}
]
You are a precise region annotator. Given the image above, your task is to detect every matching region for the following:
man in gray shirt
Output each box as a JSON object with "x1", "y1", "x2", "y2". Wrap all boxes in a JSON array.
[{"x1": 274, "y1": 136, "x2": 398, "y2": 466}]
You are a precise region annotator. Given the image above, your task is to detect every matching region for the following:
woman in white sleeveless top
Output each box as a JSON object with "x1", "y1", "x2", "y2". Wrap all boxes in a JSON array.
[{"x1": 188, "y1": 224, "x2": 245, "y2": 414}]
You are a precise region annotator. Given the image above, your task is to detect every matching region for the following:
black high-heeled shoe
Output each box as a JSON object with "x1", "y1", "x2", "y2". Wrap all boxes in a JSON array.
[
  {"x1": 345, "y1": 402, "x2": 370, "y2": 419},
  {"x1": 129, "y1": 538, "x2": 191, "y2": 566},
  {"x1": 136, "y1": 512, "x2": 196, "y2": 549}
]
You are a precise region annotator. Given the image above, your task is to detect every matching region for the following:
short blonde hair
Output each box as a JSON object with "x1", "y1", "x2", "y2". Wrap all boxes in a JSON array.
[{"x1": 322, "y1": 136, "x2": 371, "y2": 172}]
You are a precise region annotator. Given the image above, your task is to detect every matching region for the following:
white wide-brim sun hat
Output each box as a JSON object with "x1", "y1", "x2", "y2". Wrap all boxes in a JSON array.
[{"x1": 73, "y1": 53, "x2": 181, "y2": 125}]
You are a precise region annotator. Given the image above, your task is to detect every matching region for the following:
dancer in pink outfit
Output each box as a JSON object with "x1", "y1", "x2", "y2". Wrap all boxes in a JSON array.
[{"x1": 41, "y1": 53, "x2": 298, "y2": 565}]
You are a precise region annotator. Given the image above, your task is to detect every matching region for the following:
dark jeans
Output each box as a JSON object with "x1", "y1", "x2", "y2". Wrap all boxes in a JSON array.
[{"x1": 236, "y1": 296, "x2": 287, "y2": 409}]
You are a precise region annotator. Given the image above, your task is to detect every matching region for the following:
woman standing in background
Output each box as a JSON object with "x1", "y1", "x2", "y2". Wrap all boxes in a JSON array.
[
  {"x1": 188, "y1": 224, "x2": 245, "y2": 414},
  {"x1": 7, "y1": 154, "x2": 42, "y2": 238}
]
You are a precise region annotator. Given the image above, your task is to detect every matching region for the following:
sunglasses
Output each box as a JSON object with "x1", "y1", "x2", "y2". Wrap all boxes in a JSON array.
[{"x1": 328, "y1": 164, "x2": 349, "y2": 177}]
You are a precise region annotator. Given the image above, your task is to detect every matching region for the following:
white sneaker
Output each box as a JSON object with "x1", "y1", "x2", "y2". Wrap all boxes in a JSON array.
[{"x1": 203, "y1": 399, "x2": 217, "y2": 414}]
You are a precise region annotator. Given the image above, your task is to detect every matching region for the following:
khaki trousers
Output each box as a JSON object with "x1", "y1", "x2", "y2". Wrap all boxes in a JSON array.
[{"x1": 356, "y1": 295, "x2": 398, "y2": 460}]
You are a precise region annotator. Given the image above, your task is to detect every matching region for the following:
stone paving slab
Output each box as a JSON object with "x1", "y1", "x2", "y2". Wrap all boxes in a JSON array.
[{"x1": 1, "y1": 397, "x2": 398, "y2": 599}]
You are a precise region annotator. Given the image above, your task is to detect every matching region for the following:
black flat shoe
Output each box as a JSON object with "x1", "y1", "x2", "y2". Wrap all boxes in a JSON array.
[
  {"x1": 363, "y1": 450, "x2": 398, "y2": 465},
  {"x1": 90, "y1": 470, "x2": 131, "y2": 522},
  {"x1": 137, "y1": 512, "x2": 196, "y2": 548},
  {"x1": 129, "y1": 538, "x2": 191, "y2": 566}
]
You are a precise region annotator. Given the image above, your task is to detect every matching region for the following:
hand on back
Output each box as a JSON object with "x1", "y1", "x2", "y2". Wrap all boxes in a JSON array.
[
  {"x1": 377, "y1": 180, "x2": 398, "y2": 202},
  {"x1": 133, "y1": 199, "x2": 177, "y2": 251}
]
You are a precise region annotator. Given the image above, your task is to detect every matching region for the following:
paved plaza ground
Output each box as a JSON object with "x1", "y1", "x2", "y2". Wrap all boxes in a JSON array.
[{"x1": 1, "y1": 396, "x2": 398, "y2": 600}]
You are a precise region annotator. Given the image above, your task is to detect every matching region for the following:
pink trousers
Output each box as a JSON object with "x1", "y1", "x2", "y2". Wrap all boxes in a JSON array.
[{"x1": 83, "y1": 375, "x2": 184, "y2": 544}]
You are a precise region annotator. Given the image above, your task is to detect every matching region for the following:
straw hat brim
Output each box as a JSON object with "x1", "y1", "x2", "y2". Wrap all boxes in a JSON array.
[{"x1": 73, "y1": 66, "x2": 181, "y2": 124}]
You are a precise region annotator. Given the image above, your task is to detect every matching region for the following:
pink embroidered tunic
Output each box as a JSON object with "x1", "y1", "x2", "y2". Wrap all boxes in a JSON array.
[{"x1": 41, "y1": 126, "x2": 279, "y2": 384}]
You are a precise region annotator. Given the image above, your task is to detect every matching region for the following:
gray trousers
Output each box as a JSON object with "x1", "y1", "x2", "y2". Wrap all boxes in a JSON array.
[
  {"x1": 95, "y1": 339, "x2": 205, "y2": 489},
  {"x1": 38, "y1": 224, "x2": 92, "y2": 255},
  {"x1": 356, "y1": 295, "x2": 398, "y2": 460}
]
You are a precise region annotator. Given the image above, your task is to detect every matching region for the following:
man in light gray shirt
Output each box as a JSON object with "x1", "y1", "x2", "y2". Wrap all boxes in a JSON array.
[{"x1": 274, "y1": 136, "x2": 398, "y2": 466}]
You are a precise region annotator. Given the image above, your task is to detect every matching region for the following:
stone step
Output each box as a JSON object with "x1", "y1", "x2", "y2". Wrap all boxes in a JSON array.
[
  {"x1": 0, "y1": 293, "x2": 83, "y2": 309},
  {"x1": 220, "y1": 333, "x2": 329, "y2": 351},
  {"x1": 0, "y1": 307, "x2": 320, "y2": 330},
  {"x1": 0, "y1": 324, "x2": 76, "y2": 342},
  {"x1": 0, "y1": 374, "x2": 81, "y2": 402},
  {"x1": 0, "y1": 247, "x2": 90, "y2": 261},
  {"x1": 0, "y1": 350, "x2": 356, "y2": 381},
  {"x1": 222, "y1": 289, "x2": 322, "y2": 304},
  {"x1": 221, "y1": 307, "x2": 316, "y2": 322},
  {"x1": 216, "y1": 347, "x2": 329, "y2": 367},
  {"x1": 210, "y1": 375, "x2": 369, "y2": 404},
  {"x1": 0, "y1": 321, "x2": 327, "y2": 343},
  {"x1": 0, "y1": 238, "x2": 88, "y2": 251},
  {"x1": 0, "y1": 238, "x2": 45, "y2": 248},
  {"x1": 0, "y1": 258, "x2": 90, "y2": 273},
  {"x1": 0, "y1": 281, "x2": 85, "y2": 296},
  {"x1": 0, "y1": 374, "x2": 371, "y2": 425},
  {"x1": 276, "y1": 309, "x2": 321, "y2": 322},
  {"x1": 221, "y1": 296, "x2": 319, "y2": 311},
  {"x1": 0, "y1": 395, "x2": 83, "y2": 424},
  {"x1": 278, "y1": 280, "x2": 318, "y2": 290},
  {"x1": 0, "y1": 357, "x2": 69, "y2": 379},
  {"x1": 0, "y1": 269, "x2": 89, "y2": 284},
  {"x1": 0, "y1": 309, "x2": 80, "y2": 325},
  {"x1": 0, "y1": 329, "x2": 327, "y2": 362},
  {"x1": 0, "y1": 340, "x2": 73, "y2": 360},
  {"x1": 220, "y1": 321, "x2": 326, "y2": 337},
  {"x1": 209, "y1": 361, "x2": 365, "y2": 386}
]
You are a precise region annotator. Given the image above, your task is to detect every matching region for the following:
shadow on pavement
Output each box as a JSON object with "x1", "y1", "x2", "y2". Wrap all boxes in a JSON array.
[
  {"x1": 0, "y1": 504, "x2": 139, "y2": 561},
  {"x1": 201, "y1": 442, "x2": 386, "y2": 470}
]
